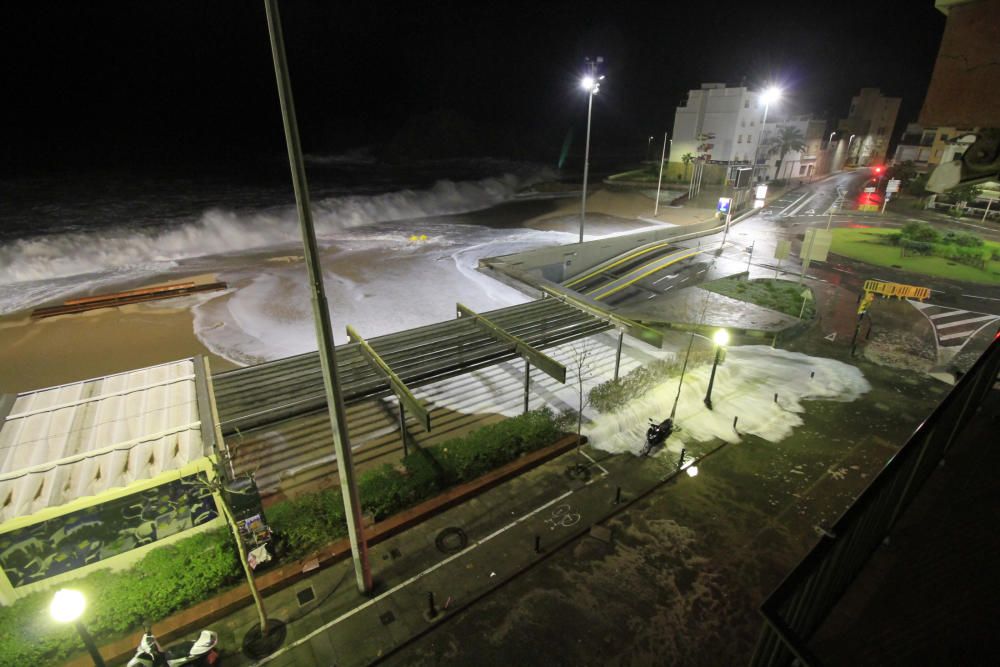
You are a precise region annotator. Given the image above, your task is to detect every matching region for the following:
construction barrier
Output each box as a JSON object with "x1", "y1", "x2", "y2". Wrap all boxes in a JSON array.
[{"x1": 863, "y1": 279, "x2": 931, "y2": 301}]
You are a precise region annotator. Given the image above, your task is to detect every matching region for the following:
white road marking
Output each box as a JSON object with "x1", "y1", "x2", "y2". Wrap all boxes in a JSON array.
[
  {"x1": 928, "y1": 310, "x2": 968, "y2": 319},
  {"x1": 778, "y1": 192, "x2": 812, "y2": 216},
  {"x1": 936, "y1": 314, "x2": 999, "y2": 329},
  {"x1": 252, "y1": 487, "x2": 577, "y2": 665},
  {"x1": 579, "y1": 448, "x2": 609, "y2": 475},
  {"x1": 962, "y1": 294, "x2": 1000, "y2": 302},
  {"x1": 786, "y1": 193, "x2": 817, "y2": 216}
]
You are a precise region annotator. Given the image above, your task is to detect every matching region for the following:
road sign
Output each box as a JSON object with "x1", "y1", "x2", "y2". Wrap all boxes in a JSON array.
[
  {"x1": 801, "y1": 288, "x2": 813, "y2": 301},
  {"x1": 717, "y1": 197, "x2": 731, "y2": 214},
  {"x1": 755, "y1": 184, "x2": 768, "y2": 200},
  {"x1": 886, "y1": 179, "x2": 901, "y2": 193},
  {"x1": 803, "y1": 229, "x2": 832, "y2": 261},
  {"x1": 774, "y1": 239, "x2": 791, "y2": 260}
]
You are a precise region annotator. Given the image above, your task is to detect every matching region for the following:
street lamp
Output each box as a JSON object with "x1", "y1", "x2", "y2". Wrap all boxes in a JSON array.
[
  {"x1": 703, "y1": 329, "x2": 730, "y2": 410},
  {"x1": 579, "y1": 59, "x2": 604, "y2": 244},
  {"x1": 752, "y1": 86, "x2": 782, "y2": 184},
  {"x1": 50, "y1": 589, "x2": 106, "y2": 667},
  {"x1": 847, "y1": 134, "x2": 856, "y2": 165}
]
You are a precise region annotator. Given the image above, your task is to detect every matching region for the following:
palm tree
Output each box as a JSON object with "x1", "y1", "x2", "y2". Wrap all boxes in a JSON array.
[
  {"x1": 681, "y1": 152, "x2": 695, "y2": 180},
  {"x1": 765, "y1": 125, "x2": 806, "y2": 180}
]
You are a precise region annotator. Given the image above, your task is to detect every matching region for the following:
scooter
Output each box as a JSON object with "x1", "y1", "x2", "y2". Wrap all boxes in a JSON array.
[
  {"x1": 126, "y1": 626, "x2": 219, "y2": 667},
  {"x1": 641, "y1": 417, "x2": 674, "y2": 456}
]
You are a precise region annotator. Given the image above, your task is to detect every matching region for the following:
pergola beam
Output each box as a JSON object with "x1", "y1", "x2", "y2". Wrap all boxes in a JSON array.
[
  {"x1": 539, "y1": 286, "x2": 665, "y2": 349},
  {"x1": 456, "y1": 303, "x2": 567, "y2": 384},
  {"x1": 346, "y1": 325, "x2": 431, "y2": 432}
]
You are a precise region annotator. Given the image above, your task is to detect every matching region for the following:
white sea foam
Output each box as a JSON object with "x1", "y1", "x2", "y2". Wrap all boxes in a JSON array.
[
  {"x1": 0, "y1": 174, "x2": 532, "y2": 291},
  {"x1": 191, "y1": 223, "x2": 577, "y2": 364}
]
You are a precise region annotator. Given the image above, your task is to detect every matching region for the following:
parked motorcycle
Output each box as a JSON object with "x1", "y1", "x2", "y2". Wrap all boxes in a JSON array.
[
  {"x1": 641, "y1": 417, "x2": 674, "y2": 456},
  {"x1": 126, "y1": 626, "x2": 219, "y2": 667}
]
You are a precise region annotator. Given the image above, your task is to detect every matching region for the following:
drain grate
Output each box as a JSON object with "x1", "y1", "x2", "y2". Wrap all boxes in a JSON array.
[
  {"x1": 296, "y1": 586, "x2": 316, "y2": 606},
  {"x1": 435, "y1": 527, "x2": 468, "y2": 554},
  {"x1": 380, "y1": 611, "x2": 396, "y2": 626}
]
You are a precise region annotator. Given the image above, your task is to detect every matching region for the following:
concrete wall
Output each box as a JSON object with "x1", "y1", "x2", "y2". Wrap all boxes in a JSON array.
[{"x1": 481, "y1": 219, "x2": 724, "y2": 284}]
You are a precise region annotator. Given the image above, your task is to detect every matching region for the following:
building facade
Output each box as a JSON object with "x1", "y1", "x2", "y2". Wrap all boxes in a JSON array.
[
  {"x1": 837, "y1": 88, "x2": 902, "y2": 166},
  {"x1": 669, "y1": 83, "x2": 768, "y2": 168},
  {"x1": 758, "y1": 115, "x2": 829, "y2": 181}
]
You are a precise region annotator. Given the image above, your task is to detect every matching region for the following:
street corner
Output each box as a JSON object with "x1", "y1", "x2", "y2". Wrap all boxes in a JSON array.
[{"x1": 858, "y1": 296, "x2": 938, "y2": 372}]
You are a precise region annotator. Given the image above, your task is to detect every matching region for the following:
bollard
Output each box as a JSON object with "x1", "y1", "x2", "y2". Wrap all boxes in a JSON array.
[
  {"x1": 427, "y1": 592, "x2": 438, "y2": 619},
  {"x1": 614, "y1": 486, "x2": 622, "y2": 505},
  {"x1": 733, "y1": 416, "x2": 739, "y2": 431},
  {"x1": 677, "y1": 448, "x2": 687, "y2": 470},
  {"x1": 774, "y1": 393, "x2": 778, "y2": 403},
  {"x1": 810, "y1": 371, "x2": 815, "y2": 378},
  {"x1": 534, "y1": 535, "x2": 541, "y2": 554}
]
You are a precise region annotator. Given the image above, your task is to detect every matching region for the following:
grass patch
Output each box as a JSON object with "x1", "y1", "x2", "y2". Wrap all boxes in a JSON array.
[
  {"x1": 830, "y1": 227, "x2": 1000, "y2": 286},
  {"x1": 701, "y1": 278, "x2": 815, "y2": 319}
]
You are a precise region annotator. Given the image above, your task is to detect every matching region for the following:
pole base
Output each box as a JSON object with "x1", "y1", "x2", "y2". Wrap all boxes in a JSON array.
[
  {"x1": 242, "y1": 619, "x2": 287, "y2": 660},
  {"x1": 703, "y1": 397, "x2": 713, "y2": 410}
]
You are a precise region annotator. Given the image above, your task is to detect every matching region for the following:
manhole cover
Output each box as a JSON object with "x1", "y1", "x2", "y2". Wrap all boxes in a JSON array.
[
  {"x1": 435, "y1": 527, "x2": 468, "y2": 554},
  {"x1": 380, "y1": 611, "x2": 396, "y2": 626}
]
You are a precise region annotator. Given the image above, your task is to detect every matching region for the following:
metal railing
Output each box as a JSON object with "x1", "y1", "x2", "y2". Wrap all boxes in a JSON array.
[{"x1": 751, "y1": 330, "x2": 1000, "y2": 666}]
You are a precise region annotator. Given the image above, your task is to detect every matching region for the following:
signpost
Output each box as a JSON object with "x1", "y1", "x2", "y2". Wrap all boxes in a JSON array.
[
  {"x1": 798, "y1": 228, "x2": 832, "y2": 285},
  {"x1": 882, "y1": 179, "x2": 901, "y2": 214},
  {"x1": 774, "y1": 239, "x2": 791, "y2": 277}
]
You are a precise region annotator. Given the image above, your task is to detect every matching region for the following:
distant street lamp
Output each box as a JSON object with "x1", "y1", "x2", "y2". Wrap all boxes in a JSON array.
[
  {"x1": 703, "y1": 329, "x2": 730, "y2": 410},
  {"x1": 647, "y1": 135, "x2": 654, "y2": 161},
  {"x1": 50, "y1": 589, "x2": 105, "y2": 667},
  {"x1": 752, "y1": 86, "x2": 782, "y2": 183},
  {"x1": 579, "y1": 58, "x2": 604, "y2": 244},
  {"x1": 847, "y1": 134, "x2": 857, "y2": 165}
]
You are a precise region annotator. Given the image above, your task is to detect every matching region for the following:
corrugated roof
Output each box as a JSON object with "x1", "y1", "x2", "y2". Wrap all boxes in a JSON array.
[{"x1": 0, "y1": 359, "x2": 209, "y2": 523}]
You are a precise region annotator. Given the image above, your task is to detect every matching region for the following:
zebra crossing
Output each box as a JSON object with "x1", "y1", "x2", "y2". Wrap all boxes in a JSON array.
[{"x1": 908, "y1": 300, "x2": 1000, "y2": 347}]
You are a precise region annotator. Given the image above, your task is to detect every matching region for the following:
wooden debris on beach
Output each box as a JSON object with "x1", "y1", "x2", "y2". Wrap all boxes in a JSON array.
[{"x1": 30, "y1": 281, "x2": 228, "y2": 318}]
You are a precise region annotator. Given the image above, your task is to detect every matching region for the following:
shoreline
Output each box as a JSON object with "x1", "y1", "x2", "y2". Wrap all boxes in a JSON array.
[{"x1": 0, "y1": 189, "x2": 703, "y2": 395}]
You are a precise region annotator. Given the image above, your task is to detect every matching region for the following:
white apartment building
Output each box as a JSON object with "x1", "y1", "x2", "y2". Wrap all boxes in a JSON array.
[{"x1": 670, "y1": 83, "x2": 768, "y2": 168}]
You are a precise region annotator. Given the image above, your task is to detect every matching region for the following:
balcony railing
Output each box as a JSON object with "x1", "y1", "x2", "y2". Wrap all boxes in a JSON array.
[{"x1": 750, "y1": 330, "x2": 1000, "y2": 667}]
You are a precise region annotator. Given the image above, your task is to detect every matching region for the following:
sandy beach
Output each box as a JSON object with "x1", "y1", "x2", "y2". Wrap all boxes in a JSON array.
[{"x1": 0, "y1": 188, "x2": 708, "y2": 396}]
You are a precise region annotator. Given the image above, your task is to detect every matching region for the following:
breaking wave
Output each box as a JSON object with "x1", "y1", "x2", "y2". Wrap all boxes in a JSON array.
[{"x1": 0, "y1": 174, "x2": 530, "y2": 286}]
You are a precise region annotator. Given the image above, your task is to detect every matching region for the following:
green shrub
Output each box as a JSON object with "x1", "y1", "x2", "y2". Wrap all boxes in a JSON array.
[
  {"x1": 589, "y1": 357, "x2": 710, "y2": 414},
  {"x1": 268, "y1": 487, "x2": 347, "y2": 557},
  {"x1": 955, "y1": 232, "x2": 984, "y2": 247},
  {"x1": 901, "y1": 221, "x2": 940, "y2": 243},
  {"x1": 900, "y1": 239, "x2": 934, "y2": 256},
  {"x1": 0, "y1": 528, "x2": 239, "y2": 666}
]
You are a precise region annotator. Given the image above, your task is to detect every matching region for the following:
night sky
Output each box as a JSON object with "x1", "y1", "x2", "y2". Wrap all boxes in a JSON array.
[{"x1": 2, "y1": 0, "x2": 946, "y2": 174}]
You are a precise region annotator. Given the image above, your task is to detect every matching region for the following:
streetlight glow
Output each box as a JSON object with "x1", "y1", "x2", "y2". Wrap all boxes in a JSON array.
[
  {"x1": 581, "y1": 75, "x2": 595, "y2": 91},
  {"x1": 761, "y1": 86, "x2": 782, "y2": 105},
  {"x1": 686, "y1": 465, "x2": 699, "y2": 477},
  {"x1": 713, "y1": 329, "x2": 730, "y2": 347},
  {"x1": 50, "y1": 588, "x2": 86, "y2": 623}
]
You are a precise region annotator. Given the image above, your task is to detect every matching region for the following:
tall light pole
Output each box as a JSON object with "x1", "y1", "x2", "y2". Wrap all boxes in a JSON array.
[
  {"x1": 51, "y1": 589, "x2": 105, "y2": 667},
  {"x1": 579, "y1": 58, "x2": 604, "y2": 244},
  {"x1": 847, "y1": 134, "x2": 857, "y2": 166},
  {"x1": 752, "y1": 86, "x2": 782, "y2": 184},
  {"x1": 654, "y1": 132, "x2": 668, "y2": 216},
  {"x1": 703, "y1": 329, "x2": 729, "y2": 410},
  {"x1": 264, "y1": 0, "x2": 371, "y2": 594}
]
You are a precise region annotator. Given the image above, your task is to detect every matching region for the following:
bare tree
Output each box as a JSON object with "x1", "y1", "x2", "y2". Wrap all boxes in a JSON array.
[{"x1": 569, "y1": 341, "x2": 597, "y2": 446}]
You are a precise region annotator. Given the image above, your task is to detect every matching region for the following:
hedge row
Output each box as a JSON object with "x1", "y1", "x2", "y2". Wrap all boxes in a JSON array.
[
  {"x1": 0, "y1": 529, "x2": 239, "y2": 666},
  {"x1": 269, "y1": 407, "x2": 563, "y2": 557},
  {"x1": 0, "y1": 408, "x2": 564, "y2": 665},
  {"x1": 589, "y1": 356, "x2": 710, "y2": 414}
]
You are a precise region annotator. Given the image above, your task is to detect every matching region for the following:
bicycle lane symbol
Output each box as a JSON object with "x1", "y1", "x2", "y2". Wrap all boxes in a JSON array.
[{"x1": 543, "y1": 504, "x2": 581, "y2": 531}]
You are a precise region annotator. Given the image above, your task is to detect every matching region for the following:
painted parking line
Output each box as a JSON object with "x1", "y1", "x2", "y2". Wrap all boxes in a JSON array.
[{"x1": 936, "y1": 314, "x2": 999, "y2": 329}]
